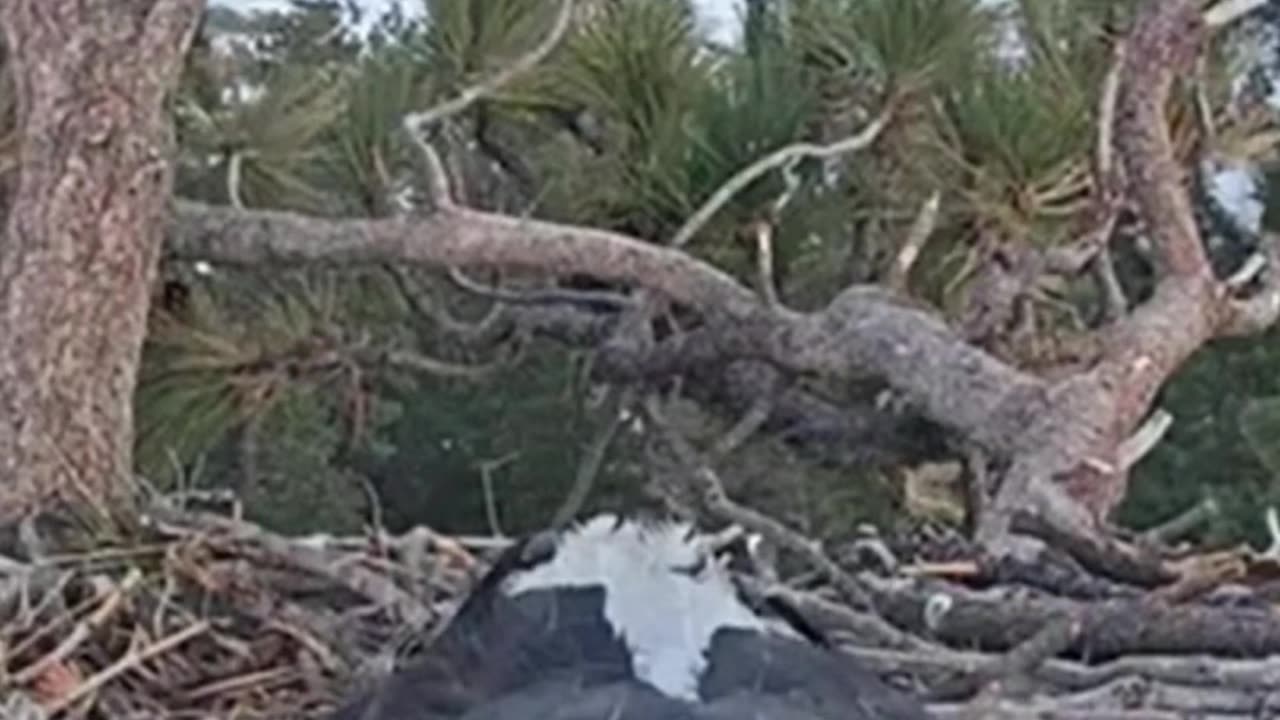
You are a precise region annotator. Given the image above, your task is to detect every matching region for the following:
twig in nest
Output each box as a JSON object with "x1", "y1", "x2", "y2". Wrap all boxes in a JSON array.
[
  {"x1": 930, "y1": 614, "x2": 1082, "y2": 702},
  {"x1": 669, "y1": 103, "x2": 894, "y2": 249},
  {"x1": 42, "y1": 621, "x2": 210, "y2": 715},
  {"x1": 144, "y1": 506, "x2": 435, "y2": 626},
  {"x1": 732, "y1": 575, "x2": 937, "y2": 652},
  {"x1": 551, "y1": 386, "x2": 635, "y2": 528},
  {"x1": 11, "y1": 569, "x2": 143, "y2": 685},
  {"x1": 888, "y1": 191, "x2": 941, "y2": 294},
  {"x1": 1009, "y1": 509, "x2": 1176, "y2": 588},
  {"x1": 642, "y1": 395, "x2": 873, "y2": 610},
  {"x1": 848, "y1": 535, "x2": 902, "y2": 575}
]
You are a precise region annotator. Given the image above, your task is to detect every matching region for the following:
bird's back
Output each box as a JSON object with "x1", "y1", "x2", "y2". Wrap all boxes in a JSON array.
[{"x1": 328, "y1": 516, "x2": 935, "y2": 720}]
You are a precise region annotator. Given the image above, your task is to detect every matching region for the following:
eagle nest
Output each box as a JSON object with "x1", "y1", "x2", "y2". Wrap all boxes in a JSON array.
[{"x1": 4, "y1": 493, "x2": 1280, "y2": 719}]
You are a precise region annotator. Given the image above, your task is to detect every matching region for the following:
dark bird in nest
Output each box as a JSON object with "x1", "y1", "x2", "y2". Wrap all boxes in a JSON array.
[{"x1": 328, "y1": 514, "x2": 935, "y2": 719}]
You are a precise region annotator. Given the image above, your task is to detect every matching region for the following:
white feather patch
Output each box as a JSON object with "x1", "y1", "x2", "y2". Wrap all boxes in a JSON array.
[{"x1": 502, "y1": 515, "x2": 768, "y2": 701}]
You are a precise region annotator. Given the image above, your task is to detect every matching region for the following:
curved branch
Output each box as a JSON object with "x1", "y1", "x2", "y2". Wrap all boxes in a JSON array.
[
  {"x1": 668, "y1": 105, "x2": 894, "y2": 249},
  {"x1": 170, "y1": 199, "x2": 1040, "y2": 458}
]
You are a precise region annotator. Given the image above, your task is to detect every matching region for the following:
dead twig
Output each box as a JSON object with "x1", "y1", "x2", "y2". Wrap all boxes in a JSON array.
[
  {"x1": 12, "y1": 569, "x2": 142, "y2": 685},
  {"x1": 43, "y1": 621, "x2": 209, "y2": 715}
]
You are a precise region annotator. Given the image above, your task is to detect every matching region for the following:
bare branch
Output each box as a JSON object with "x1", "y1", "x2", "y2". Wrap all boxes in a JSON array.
[
  {"x1": 669, "y1": 105, "x2": 894, "y2": 249},
  {"x1": 171, "y1": 200, "x2": 761, "y2": 318},
  {"x1": 1096, "y1": 44, "x2": 1125, "y2": 179},
  {"x1": 888, "y1": 191, "x2": 941, "y2": 294},
  {"x1": 415, "y1": 141, "x2": 456, "y2": 208},
  {"x1": 226, "y1": 151, "x2": 247, "y2": 210},
  {"x1": 752, "y1": 221, "x2": 782, "y2": 309}
]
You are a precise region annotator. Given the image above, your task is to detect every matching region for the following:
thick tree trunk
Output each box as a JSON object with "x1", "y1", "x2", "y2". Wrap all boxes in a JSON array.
[{"x1": 0, "y1": 1, "x2": 202, "y2": 529}]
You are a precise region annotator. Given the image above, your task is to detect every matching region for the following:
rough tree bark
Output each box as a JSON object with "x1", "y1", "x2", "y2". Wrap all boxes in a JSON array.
[{"x1": 0, "y1": 0, "x2": 204, "y2": 529}]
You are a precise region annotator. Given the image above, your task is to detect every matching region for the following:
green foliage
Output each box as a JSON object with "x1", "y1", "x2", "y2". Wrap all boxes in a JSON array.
[
  {"x1": 319, "y1": 46, "x2": 426, "y2": 216},
  {"x1": 534, "y1": 0, "x2": 711, "y2": 234},
  {"x1": 137, "y1": 0, "x2": 1280, "y2": 544},
  {"x1": 237, "y1": 388, "x2": 375, "y2": 535},
  {"x1": 1122, "y1": 331, "x2": 1280, "y2": 547},
  {"x1": 176, "y1": 62, "x2": 349, "y2": 211},
  {"x1": 418, "y1": 0, "x2": 562, "y2": 89},
  {"x1": 1240, "y1": 394, "x2": 1280, "y2": 478},
  {"x1": 791, "y1": 0, "x2": 994, "y2": 92}
]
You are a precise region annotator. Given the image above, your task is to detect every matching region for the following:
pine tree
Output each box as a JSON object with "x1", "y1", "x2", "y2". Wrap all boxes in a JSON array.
[{"x1": 3, "y1": 0, "x2": 1280, "y2": 559}]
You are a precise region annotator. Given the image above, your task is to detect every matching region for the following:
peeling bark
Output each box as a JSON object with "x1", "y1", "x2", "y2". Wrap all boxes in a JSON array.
[{"x1": 0, "y1": 0, "x2": 203, "y2": 527}]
